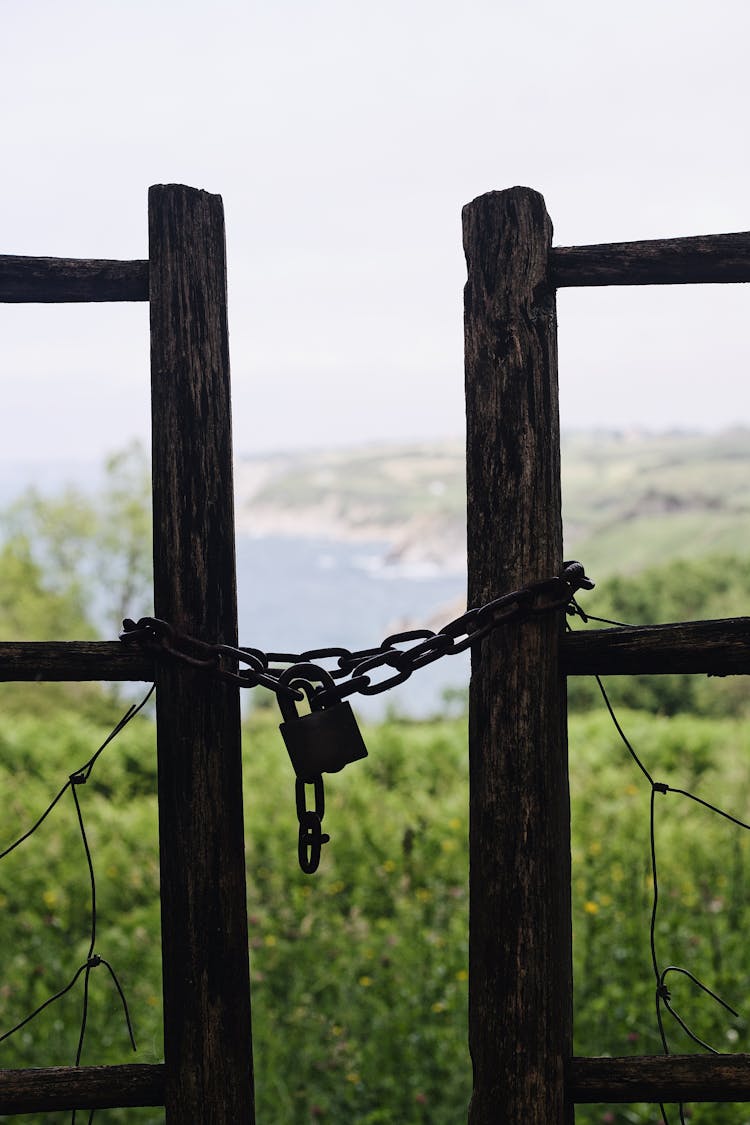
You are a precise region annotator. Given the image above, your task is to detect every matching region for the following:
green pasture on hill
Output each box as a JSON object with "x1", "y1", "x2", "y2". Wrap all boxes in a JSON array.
[
  {"x1": 1, "y1": 696, "x2": 750, "y2": 1123},
  {"x1": 236, "y1": 428, "x2": 750, "y2": 577}
]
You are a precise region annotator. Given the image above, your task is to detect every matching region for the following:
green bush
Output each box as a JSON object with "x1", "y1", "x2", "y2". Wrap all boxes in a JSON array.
[
  {"x1": 2, "y1": 694, "x2": 750, "y2": 1122},
  {"x1": 568, "y1": 555, "x2": 750, "y2": 718}
]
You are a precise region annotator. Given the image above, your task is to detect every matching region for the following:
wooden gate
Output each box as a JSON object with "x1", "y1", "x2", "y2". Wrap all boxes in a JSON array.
[{"x1": 1, "y1": 182, "x2": 750, "y2": 1121}]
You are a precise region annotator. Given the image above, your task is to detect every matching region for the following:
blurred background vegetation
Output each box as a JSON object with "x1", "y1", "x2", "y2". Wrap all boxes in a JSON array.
[{"x1": 1, "y1": 434, "x2": 749, "y2": 1123}]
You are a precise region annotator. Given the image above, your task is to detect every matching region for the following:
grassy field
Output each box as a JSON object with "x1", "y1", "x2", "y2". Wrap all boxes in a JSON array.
[{"x1": 2, "y1": 689, "x2": 750, "y2": 1123}]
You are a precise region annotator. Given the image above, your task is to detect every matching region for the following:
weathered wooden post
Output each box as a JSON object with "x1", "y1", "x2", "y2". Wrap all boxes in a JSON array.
[
  {"x1": 149, "y1": 184, "x2": 254, "y2": 1122},
  {"x1": 463, "y1": 187, "x2": 573, "y2": 1123}
]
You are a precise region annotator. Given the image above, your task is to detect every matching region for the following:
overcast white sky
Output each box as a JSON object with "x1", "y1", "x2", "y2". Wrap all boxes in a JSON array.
[{"x1": 1, "y1": 0, "x2": 749, "y2": 468}]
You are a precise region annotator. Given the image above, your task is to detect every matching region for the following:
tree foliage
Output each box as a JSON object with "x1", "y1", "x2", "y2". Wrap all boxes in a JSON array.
[
  {"x1": 569, "y1": 555, "x2": 750, "y2": 716},
  {"x1": 0, "y1": 442, "x2": 152, "y2": 642}
]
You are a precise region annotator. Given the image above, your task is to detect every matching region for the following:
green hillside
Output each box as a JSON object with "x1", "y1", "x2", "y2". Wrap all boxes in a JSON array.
[
  {"x1": 563, "y1": 429, "x2": 750, "y2": 575},
  {"x1": 235, "y1": 428, "x2": 750, "y2": 577}
]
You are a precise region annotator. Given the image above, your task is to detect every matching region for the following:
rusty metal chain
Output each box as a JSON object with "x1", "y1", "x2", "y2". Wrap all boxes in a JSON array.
[
  {"x1": 119, "y1": 616, "x2": 305, "y2": 699},
  {"x1": 295, "y1": 776, "x2": 330, "y2": 874},
  {"x1": 120, "y1": 561, "x2": 592, "y2": 872},
  {"x1": 120, "y1": 560, "x2": 593, "y2": 706}
]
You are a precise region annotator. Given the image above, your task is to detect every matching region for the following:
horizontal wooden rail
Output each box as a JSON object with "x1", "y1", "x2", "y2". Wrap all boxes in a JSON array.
[
  {"x1": 0, "y1": 641, "x2": 155, "y2": 681},
  {"x1": 1, "y1": 619, "x2": 749, "y2": 682},
  {"x1": 0, "y1": 1063, "x2": 164, "y2": 1112},
  {"x1": 570, "y1": 1054, "x2": 750, "y2": 1103},
  {"x1": 0, "y1": 256, "x2": 149, "y2": 302},
  {"x1": 562, "y1": 617, "x2": 750, "y2": 676},
  {"x1": 551, "y1": 231, "x2": 750, "y2": 287}
]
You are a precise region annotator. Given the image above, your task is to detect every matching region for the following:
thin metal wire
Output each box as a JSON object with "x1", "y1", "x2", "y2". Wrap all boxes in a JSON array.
[
  {"x1": 579, "y1": 610, "x2": 636, "y2": 628},
  {"x1": 71, "y1": 781, "x2": 97, "y2": 959},
  {"x1": 594, "y1": 674, "x2": 654, "y2": 786},
  {"x1": 592, "y1": 671, "x2": 750, "y2": 1124},
  {"x1": 0, "y1": 961, "x2": 91, "y2": 1045},
  {"x1": 0, "y1": 696, "x2": 145, "y2": 864},
  {"x1": 0, "y1": 686, "x2": 151, "y2": 1120}
]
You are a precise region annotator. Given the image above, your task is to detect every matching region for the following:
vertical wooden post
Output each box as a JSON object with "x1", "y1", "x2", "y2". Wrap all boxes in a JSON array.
[
  {"x1": 463, "y1": 188, "x2": 572, "y2": 1124},
  {"x1": 148, "y1": 184, "x2": 254, "y2": 1122}
]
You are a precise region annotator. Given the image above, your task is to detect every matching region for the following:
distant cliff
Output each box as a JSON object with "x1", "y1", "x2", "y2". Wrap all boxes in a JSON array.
[
  {"x1": 234, "y1": 441, "x2": 467, "y2": 572},
  {"x1": 234, "y1": 429, "x2": 750, "y2": 577}
]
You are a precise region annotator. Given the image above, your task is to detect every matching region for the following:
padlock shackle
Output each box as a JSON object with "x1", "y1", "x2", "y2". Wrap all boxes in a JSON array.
[{"x1": 276, "y1": 662, "x2": 337, "y2": 723}]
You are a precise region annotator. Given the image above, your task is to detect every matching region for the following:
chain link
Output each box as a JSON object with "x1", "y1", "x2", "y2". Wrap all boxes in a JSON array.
[
  {"x1": 120, "y1": 560, "x2": 593, "y2": 706},
  {"x1": 295, "y1": 777, "x2": 330, "y2": 874}
]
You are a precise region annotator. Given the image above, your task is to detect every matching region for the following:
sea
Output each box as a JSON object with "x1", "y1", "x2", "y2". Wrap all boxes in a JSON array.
[{"x1": 236, "y1": 535, "x2": 467, "y2": 718}]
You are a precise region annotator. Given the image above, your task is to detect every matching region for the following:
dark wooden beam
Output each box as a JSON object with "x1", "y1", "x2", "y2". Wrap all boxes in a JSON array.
[
  {"x1": 551, "y1": 231, "x2": 750, "y2": 287},
  {"x1": 0, "y1": 642, "x2": 154, "y2": 682},
  {"x1": 0, "y1": 1063, "x2": 164, "y2": 1112},
  {"x1": 570, "y1": 1054, "x2": 750, "y2": 1103},
  {"x1": 0, "y1": 256, "x2": 148, "y2": 302},
  {"x1": 149, "y1": 184, "x2": 254, "y2": 1123},
  {"x1": 562, "y1": 617, "x2": 750, "y2": 675},
  {"x1": 463, "y1": 188, "x2": 572, "y2": 1124},
  {"x1": 1, "y1": 618, "x2": 748, "y2": 684}
]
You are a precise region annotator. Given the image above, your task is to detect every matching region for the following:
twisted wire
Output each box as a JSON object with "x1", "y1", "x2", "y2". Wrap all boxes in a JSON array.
[
  {"x1": 592, "y1": 672, "x2": 749, "y2": 1124},
  {"x1": 0, "y1": 685, "x2": 152, "y2": 1120}
]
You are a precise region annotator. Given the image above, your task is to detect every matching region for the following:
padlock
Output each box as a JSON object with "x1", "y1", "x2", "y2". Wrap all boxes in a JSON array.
[{"x1": 277, "y1": 663, "x2": 368, "y2": 783}]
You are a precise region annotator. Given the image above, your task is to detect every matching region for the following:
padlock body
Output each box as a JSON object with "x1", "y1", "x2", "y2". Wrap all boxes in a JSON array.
[{"x1": 280, "y1": 702, "x2": 368, "y2": 782}]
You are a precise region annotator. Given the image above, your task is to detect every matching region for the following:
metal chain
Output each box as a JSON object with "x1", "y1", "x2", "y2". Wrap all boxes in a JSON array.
[
  {"x1": 120, "y1": 562, "x2": 593, "y2": 874},
  {"x1": 120, "y1": 560, "x2": 594, "y2": 707},
  {"x1": 295, "y1": 777, "x2": 330, "y2": 874}
]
